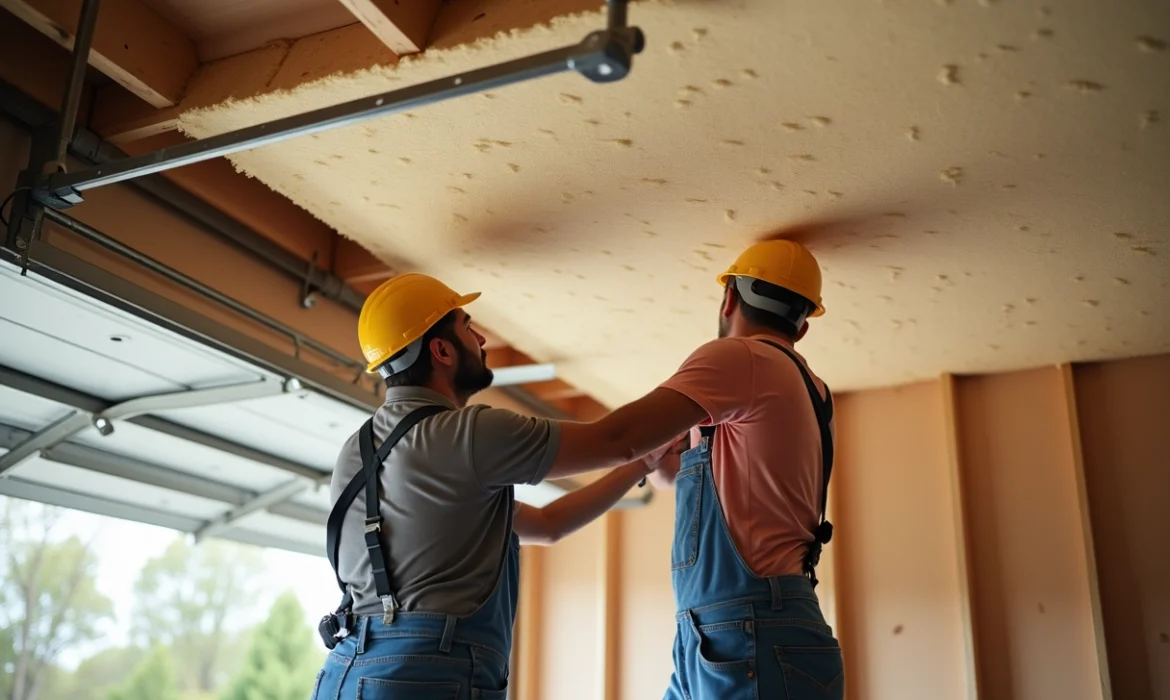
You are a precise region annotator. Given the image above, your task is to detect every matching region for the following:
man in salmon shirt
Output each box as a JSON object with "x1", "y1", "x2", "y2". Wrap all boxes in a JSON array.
[{"x1": 645, "y1": 239, "x2": 844, "y2": 700}]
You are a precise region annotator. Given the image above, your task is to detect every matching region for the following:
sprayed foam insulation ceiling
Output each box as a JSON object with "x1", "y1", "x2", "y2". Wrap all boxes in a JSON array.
[{"x1": 180, "y1": 0, "x2": 1170, "y2": 407}]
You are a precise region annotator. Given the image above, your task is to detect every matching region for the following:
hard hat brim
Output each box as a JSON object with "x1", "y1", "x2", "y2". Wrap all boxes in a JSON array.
[{"x1": 455, "y1": 291, "x2": 481, "y2": 308}]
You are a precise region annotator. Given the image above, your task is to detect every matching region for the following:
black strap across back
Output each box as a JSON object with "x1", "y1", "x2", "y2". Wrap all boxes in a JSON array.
[
  {"x1": 325, "y1": 404, "x2": 449, "y2": 616},
  {"x1": 699, "y1": 338, "x2": 835, "y2": 587}
]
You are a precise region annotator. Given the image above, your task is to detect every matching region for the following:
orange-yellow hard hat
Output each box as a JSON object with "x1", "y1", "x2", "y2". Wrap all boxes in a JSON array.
[
  {"x1": 716, "y1": 240, "x2": 825, "y2": 317},
  {"x1": 357, "y1": 273, "x2": 480, "y2": 375}
]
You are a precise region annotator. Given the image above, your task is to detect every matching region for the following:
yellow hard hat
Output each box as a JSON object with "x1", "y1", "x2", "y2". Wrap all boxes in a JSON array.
[
  {"x1": 357, "y1": 273, "x2": 480, "y2": 375},
  {"x1": 716, "y1": 240, "x2": 825, "y2": 317}
]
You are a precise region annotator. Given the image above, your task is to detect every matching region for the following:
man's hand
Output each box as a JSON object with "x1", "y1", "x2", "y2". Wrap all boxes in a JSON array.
[{"x1": 645, "y1": 433, "x2": 689, "y2": 490}]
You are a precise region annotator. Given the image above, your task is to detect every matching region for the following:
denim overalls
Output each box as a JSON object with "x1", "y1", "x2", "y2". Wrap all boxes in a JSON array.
[
  {"x1": 664, "y1": 342, "x2": 845, "y2": 700},
  {"x1": 312, "y1": 405, "x2": 517, "y2": 700},
  {"x1": 311, "y1": 533, "x2": 518, "y2": 700}
]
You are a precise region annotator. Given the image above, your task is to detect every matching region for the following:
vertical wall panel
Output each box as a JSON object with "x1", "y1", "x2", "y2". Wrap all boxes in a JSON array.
[
  {"x1": 834, "y1": 380, "x2": 968, "y2": 700},
  {"x1": 617, "y1": 490, "x2": 677, "y2": 699},
  {"x1": 538, "y1": 519, "x2": 603, "y2": 700},
  {"x1": 515, "y1": 546, "x2": 544, "y2": 700},
  {"x1": 1075, "y1": 355, "x2": 1170, "y2": 700},
  {"x1": 955, "y1": 367, "x2": 1103, "y2": 700}
]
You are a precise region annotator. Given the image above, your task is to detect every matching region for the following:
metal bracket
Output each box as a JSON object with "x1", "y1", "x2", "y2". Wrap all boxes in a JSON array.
[
  {"x1": 30, "y1": 0, "x2": 645, "y2": 209},
  {"x1": 301, "y1": 251, "x2": 319, "y2": 309},
  {"x1": 192, "y1": 476, "x2": 316, "y2": 542}
]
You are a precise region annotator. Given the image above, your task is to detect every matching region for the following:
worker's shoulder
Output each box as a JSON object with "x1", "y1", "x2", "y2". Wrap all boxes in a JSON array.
[
  {"x1": 378, "y1": 399, "x2": 546, "y2": 441},
  {"x1": 684, "y1": 336, "x2": 756, "y2": 363}
]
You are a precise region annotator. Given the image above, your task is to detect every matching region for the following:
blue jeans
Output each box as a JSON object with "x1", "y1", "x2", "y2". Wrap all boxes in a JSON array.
[
  {"x1": 310, "y1": 614, "x2": 510, "y2": 700},
  {"x1": 666, "y1": 593, "x2": 844, "y2": 700}
]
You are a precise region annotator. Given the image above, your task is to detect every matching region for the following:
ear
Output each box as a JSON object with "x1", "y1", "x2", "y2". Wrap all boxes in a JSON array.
[
  {"x1": 430, "y1": 337, "x2": 457, "y2": 368},
  {"x1": 720, "y1": 286, "x2": 736, "y2": 318},
  {"x1": 795, "y1": 320, "x2": 810, "y2": 342}
]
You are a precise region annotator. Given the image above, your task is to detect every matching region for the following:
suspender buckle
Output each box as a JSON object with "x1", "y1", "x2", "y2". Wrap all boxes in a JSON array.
[
  {"x1": 364, "y1": 516, "x2": 381, "y2": 533},
  {"x1": 381, "y1": 594, "x2": 399, "y2": 624}
]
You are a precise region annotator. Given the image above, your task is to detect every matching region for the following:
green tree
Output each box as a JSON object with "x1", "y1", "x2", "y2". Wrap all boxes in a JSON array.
[
  {"x1": 50, "y1": 646, "x2": 145, "y2": 700},
  {"x1": 131, "y1": 537, "x2": 263, "y2": 694},
  {"x1": 0, "y1": 498, "x2": 114, "y2": 700},
  {"x1": 106, "y1": 645, "x2": 180, "y2": 700},
  {"x1": 220, "y1": 592, "x2": 320, "y2": 700}
]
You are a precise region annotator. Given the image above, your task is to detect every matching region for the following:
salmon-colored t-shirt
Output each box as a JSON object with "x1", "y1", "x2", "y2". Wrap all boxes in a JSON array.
[{"x1": 660, "y1": 334, "x2": 834, "y2": 577}]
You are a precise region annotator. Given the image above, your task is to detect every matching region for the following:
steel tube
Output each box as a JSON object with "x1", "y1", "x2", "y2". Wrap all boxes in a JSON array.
[
  {"x1": 46, "y1": 42, "x2": 589, "y2": 196},
  {"x1": 39, "y1": 207, "x2": 365, "y2": 372},
  {"x1": 607, "y1": 0, "x2": 628, "y2": 31},
  {"x1": 53, "y1": 0, "x2": 101, "y2": 166}
]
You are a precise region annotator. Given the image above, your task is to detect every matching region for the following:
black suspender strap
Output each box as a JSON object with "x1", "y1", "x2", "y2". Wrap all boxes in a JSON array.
[
  {"x1": 755, "y1": 339, "x2": 835, "y2": 588},
  {"x1": 324, "y1": 404, "x2": 448, "y2": 617}
]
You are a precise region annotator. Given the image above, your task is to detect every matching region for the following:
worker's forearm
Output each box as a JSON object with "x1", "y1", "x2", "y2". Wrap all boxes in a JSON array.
[
  {"x1": 541, "y1": 462, "x2": 648, "y2": 541},
  {"x1": 549, "y1": 387, "x2": 707, "y2": 479}
]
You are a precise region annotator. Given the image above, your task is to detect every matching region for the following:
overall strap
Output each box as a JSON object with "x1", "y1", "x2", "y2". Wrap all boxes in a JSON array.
[
  {"x1": 325, "y1": 404, "x2": 449, "y2": 615},
  {"x1": 755, "y1": 339, "x2": 835, "y2": 587}
]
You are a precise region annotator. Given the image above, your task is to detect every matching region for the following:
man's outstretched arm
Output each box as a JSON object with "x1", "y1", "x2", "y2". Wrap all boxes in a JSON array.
[
  {"x1": 513, "y1": 461, "x2": 650, "y2": 546},
  {"x1": 544, "y1": 387, "x2": 708, "y2": 480}
]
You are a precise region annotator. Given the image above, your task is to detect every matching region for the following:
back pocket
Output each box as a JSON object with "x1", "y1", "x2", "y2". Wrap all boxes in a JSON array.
[
  {"x1": 671, "y1": 467, "x2": 703, "y2": 570},
  {"x1": 774, "y1": 646, "x2": 844, "y2": 699},
  {"x1": 356, "y1": 678, "x2": 460, "y2": 700}
]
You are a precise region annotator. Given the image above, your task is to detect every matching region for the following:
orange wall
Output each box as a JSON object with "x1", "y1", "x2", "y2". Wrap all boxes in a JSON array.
[
  {"x1": 537, "y1": 517, "x2": 604, "y2": 700},
  {"x1": 523, "y1": 356, "x2": 1168, "y2": 700},
  {"x1": 617, "y1": 492, "x2": 676, "y2": 699},
  {"x1": 1075, "y1": 355, "x2": 1170, "y2": 700},
  {"x1": 955, "y1": 368, "x2": 1104, "y2": 699},
  {"x1": 834, "y1": 381, "x2": 969, "y2": 700}
]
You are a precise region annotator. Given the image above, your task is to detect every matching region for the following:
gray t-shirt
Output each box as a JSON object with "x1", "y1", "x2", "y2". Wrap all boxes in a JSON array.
[{"x1": 330, "y1": 387, "x2": 560, "y2": 616}]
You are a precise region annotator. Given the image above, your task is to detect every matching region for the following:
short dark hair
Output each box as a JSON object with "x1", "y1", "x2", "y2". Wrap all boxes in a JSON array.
[
  {"x1": 730, "y1": 278, "x2": 814, "y2": 339},
  {"x1": 382, "y1": 311, "x2": 459, "y2": 388}
]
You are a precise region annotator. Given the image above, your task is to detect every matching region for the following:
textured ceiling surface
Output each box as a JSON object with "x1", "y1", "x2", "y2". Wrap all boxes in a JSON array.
[{"x1": 181, "y1": 0, "x2": 1170, "y2": 407}]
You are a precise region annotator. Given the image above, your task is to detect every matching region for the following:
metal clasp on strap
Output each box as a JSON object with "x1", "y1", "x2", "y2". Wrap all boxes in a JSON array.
[
  {"x1": 381, "y1": 594, "x2": 399, "y2": 624},
  {"x1": 364, "y1": 516, "x2": 381, "y2": 533}
]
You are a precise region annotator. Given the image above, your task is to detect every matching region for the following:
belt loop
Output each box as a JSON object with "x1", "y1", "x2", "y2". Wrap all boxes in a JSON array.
[
  {"x1": 356, "y1": 616, "x2": 370, "y2": 655},
  {"x1": 438, "y1": 614, "x2": 457, "y2": 653},
  {"x1": 769, "y1": 578, "x2": 784, "y2": 611}
]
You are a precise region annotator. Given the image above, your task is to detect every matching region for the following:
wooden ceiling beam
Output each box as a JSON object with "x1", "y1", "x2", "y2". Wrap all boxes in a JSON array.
[
  {"x1": 91, "y1": 0, "x2": 602, "y2": 143},
  {"x1": 0, "y1": 0, "x2": 198, "y2": 108},
  {"x1": 336, "y1": 0, "x2": 442, "y2": 56},
  {"x1": 92, "y1": 23, "x2": 399, "y2": 143},
  {"x1": 334, "y1": 238, "x2": 394, "y2": 287},
  {"x1": 0, "y1": 8, "x2": 95, "y2": 111},
  {"x1": 524, "y1": 379, "x2": 586, "y2": 402}
]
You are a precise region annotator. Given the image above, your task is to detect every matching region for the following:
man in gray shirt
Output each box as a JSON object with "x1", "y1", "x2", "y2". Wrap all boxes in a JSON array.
[{"x1": 313, "y1": 273, "x2": 702, "y2": 700}]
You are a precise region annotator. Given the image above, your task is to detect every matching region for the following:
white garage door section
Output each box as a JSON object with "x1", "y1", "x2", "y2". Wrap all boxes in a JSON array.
[{"x1": 0, "y1": 259, "x2": 569, "y2": 556}]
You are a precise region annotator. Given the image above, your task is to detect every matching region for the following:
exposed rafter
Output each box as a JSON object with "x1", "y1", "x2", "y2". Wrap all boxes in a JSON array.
[
  {"x1": 89, "y1": 0, "x2": 602, "y2": 142},
  {"x1": 91, "y1": 23, "x2": 399, "y2": 143},
  {"x1": 336, "y1": 0, "x2": 443, "y2": 55},
  {"x1": 0, "y1": 0, "x2": 198, "y2": 108}
]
